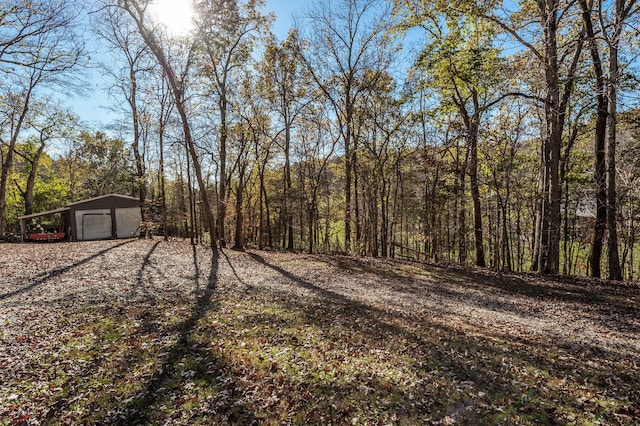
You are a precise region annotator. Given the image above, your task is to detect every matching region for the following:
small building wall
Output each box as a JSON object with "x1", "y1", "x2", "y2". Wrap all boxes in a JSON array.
[
  {"x1": 67, "y1": 194, "x2": 141, "y2": 241},
  {"x1": 18, "y1": 194, "x2": 142, "y2": 242}
]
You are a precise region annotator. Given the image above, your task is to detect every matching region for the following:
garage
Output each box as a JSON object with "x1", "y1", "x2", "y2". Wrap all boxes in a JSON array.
[
  {"x1": 68, "y1": 194, "x2": 141, "y2": 241},
  {"x1": 75, "y1": 209, "x2": 112, "y2": 240},
  {"x1": 19, "y1": 194, "x2": 141, "y2": 241}
]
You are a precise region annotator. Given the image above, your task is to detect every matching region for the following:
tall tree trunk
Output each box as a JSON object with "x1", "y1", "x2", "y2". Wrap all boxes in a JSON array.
[
  {"x1": 124, "y1": 2, "x2": 217, "y2": 251},
  {"x1": 580, "y1": 0, "x2": 608, "y2": 278},
  {"x1": 159, "y1": 120, "x2": 168, "y2": 241},
  {"x1": 534, "y1": 0, "x2": 584, "y2": 274},
  {"x1": 589, "y1": 98, "x2": 608, "y2": 278},
  {"x1": 541, "y1": 124, "x2": 563, "y2": 275},
  {"x1": 233, "y1": 163, "x2": 246, "y2": 250},
  {"x1": 258, "y1": 165, "x2": 265, "y2": 249},
  {"x1": 606, "y1": 3, "x2": 624, "y2": 280},
  {"x1": 344, "y1": 102, "x2": 354, "y2": 253},
  {"x1": 454, "y1": 90, "x2": 486, "y2": 267},
  {"x1": 344, "y1": 134, "x2": 352, "y2": 253},
  {"x1": 354, "y1": 146, "x2": 361, "y2": 254},
  {"x1": 263, "y1": 175, "x2": 273, "y2": 248},
  {"x1": 531, "y1": 154, "x2": 545, "y2": 273},
  {"x1": 468, "y1": 111, "x2": 486, "y2": 267},
  {"x1": 538, "y1": 0, "x2": 573, "y2": 275},
  {"x1": 218, "y1": 94, "x2": 228, "y2": 248},
  {"x1": 20, "y1": 142, "x2": 46, "y2": 216},
  {"x1": 129, "y1": 67, "x2": 146, "y2": 225},
  {"x1": 0, "y1": 89, "x2": 32, "y2": 236},
  {"x1": 177, "y1": 159, "x2": 188, "y2": 239},
  {"x1": 501, "y1": 202, "x2": 512, "y2": 271},
  {"x1": 381, "y1": 179, "x2": 388, "y2": 258},
  {"x1": 457, "y1": 159, "x2": 468, "y2": 266},
  {"x1": 308, "y1": 198, "x2": 315, "y2": 254},
  {"x1": 185, "y1": 143, "x2": 195, "y2": 245},
  {"x1": 284, "y1": 121, "x2": 294, "y2": 250}
]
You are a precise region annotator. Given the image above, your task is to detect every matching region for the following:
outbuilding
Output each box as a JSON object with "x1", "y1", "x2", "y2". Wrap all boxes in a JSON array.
[{"x1": 19, "y1": 194, "x2": 141, "y2": 241}]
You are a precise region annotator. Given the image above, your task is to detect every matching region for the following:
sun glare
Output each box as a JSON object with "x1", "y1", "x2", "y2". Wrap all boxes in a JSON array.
[{"x1": 149, "y1": 0, "x2": 195, "y2": 35}]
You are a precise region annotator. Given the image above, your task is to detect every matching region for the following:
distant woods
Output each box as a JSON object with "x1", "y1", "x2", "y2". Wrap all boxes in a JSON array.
[{"x1": 2, "y1": 0, "x2": 640, "y2": 279}]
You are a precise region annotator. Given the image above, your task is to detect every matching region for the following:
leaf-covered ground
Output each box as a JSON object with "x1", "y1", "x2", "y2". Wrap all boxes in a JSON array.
[{"x1": 1, "y1": 239, "x2": 639, "y2": 425}]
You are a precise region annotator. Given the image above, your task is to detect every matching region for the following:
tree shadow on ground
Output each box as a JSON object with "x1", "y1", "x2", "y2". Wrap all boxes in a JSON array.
[
  {"x1": 0, "y1": 239, "x2": 135, "y2": 300},
  {"x1": 221, "y1": 249, "x2": 254, "y2": 292},
  {"x1": 248, "y1": 252, "x2": 355, "y2": 303},
  {"x1": 322, "y1": 255, "x2": 640, "y2": 335},
  {"x1": 4, "y1": 243, "x2": 638, "y2": 424},
  {"x1": 117, "y1": 249, "x2": 257, "y2": 425},
  {"x1": 132, "y1": 239, "x2": 161, "y2": 298},
  {"x1": 17, "y1": 243, "x2": 257, "y2": 425},
  {"x1": 240, "y1": 251, "x2": 640, "y2": 424}
]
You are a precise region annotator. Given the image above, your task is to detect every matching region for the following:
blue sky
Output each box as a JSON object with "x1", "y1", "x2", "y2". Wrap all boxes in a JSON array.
[
  {"x1": 70, "y1": 0, "x2": 313, "y2": 128},
  {"x1": 268, "y1": 0, "x2": 312, "y2": 36}
]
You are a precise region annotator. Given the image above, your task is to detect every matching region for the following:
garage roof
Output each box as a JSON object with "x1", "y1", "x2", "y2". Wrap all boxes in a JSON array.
[
  {"x1": 67, "y1": 193, "x2": 138, "y2": 207},
  {"x1": 18, "y1": 194, "x2": 139, "y2": 220},
  {"x1": 18, "y1": 207, "x2": 70, "y2": 221}
]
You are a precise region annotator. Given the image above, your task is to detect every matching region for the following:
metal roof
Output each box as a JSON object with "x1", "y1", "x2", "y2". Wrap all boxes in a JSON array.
[
  {"x1": 18, "y1": 207, "x2": 70, "y2": 220},
  {"x1": 18, "y1": 194, "x2": 138, "y2": 221},
  {"x1": 66, "y1": 193, "x2": 138, "y2": 207}
]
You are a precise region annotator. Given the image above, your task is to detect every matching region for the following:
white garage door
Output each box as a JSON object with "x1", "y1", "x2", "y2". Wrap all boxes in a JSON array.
[
  {"x1": 76, "y1": 209, "x2": 112, "y2": 240},
  {"x1": 115, "y1": 207, "x2": 141, "y2": 238}
]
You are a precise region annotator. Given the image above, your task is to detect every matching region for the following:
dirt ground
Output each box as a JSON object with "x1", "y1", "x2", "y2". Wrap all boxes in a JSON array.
[{"x1": 1, "y1": 238, "x2": 639, "y2": 425}]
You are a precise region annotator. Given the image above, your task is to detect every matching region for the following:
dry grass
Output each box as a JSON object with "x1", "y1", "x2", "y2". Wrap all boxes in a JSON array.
[{"x1": 1, "y1": 238, "x2": 639, "y2": 425}]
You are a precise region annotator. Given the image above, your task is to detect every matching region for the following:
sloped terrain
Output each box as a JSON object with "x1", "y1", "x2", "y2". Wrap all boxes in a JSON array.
[{"x1": 1, "y1": 239, "x2": 638, "y2": 425}]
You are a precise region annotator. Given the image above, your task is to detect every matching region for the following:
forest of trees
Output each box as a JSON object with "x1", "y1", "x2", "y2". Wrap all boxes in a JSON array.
[{"x1": 2, "y1": 0, "x2": 640, "y2": 280}]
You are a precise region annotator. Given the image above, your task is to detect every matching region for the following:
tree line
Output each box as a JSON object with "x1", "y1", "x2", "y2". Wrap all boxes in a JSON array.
[{"x1": 1, "y1": 0, "x2": 640, "y2": 280}]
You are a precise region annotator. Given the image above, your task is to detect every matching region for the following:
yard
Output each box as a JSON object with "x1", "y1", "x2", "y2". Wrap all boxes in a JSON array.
[{"x1": 1, "y1": 238, "x2": 639, "y2": 425}]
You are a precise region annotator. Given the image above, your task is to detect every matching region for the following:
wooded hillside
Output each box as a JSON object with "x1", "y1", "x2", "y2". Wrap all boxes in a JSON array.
[{"x1": 2, "y1": 0, "x2": 640, "y2": 279}]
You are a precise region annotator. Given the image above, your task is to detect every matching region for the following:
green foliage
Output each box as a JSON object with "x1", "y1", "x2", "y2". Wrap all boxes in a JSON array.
[
  {"x1": 2, "y1": 130, "x2": 134, "y2": 229},
  {"x1": 3, "y1": 139, "x2": 68, "y2": 230},
  {"x1": 67, "y1": 131, "x2": 135, "y2": 200},
  {"x1": 414, "y1": 10, "x2": 503, "y2": 108}
]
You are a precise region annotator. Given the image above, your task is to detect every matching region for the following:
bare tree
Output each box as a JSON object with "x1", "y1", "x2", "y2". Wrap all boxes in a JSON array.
[
  {"x1": 95, "y1": 5, "x2": 154, "y2": 225},
  {"x1": 0, "y1": 0, "x2": 84, "y2": 236},
  {"x1": 260, "y1": 30, "x2": 312, "y2": 250},
  {"x1": 298, "y1": 0, "x2": 398, "y2": 254},
  {"x1": 13, "y1": 102, "x2": 77, "y2": 215},
  {"x1": 474, "y1": 0, "x2": 585, "y2": 274},
  {"x1": 194, "y1": 0, "x2": 271, "y2": 247},
  {"x1": 117, "y1": 0, "x2": 218, "y2": 250}
]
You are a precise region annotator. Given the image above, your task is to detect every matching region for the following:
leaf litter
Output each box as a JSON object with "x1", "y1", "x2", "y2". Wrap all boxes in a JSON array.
[{"x1": 1, "y1": 239, "x2": 639, "y2": 424}]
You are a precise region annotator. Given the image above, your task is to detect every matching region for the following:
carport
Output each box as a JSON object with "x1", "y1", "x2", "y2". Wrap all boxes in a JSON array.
[
  {"x1": 19, "y1": 194, "x2": 141, "y2": 241},
  {"x1": 19, "y1": 207, "x2": 70, "y2": 241}
]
